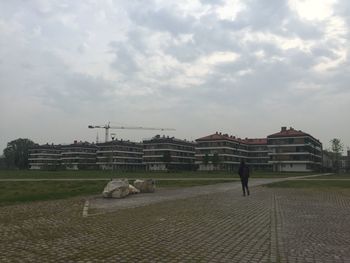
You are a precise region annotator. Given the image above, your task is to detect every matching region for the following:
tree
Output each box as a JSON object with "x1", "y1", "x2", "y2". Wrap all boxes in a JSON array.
[
  {"x1": 330, "y1": 138, "x2": 343, "y2": 173},
  {"x1": 3, "y1": 138, "x2": 36, "y2": 169},
  {"x1": 0, "y1": 155, "x2": 6, "y2": 169},
  {"x1": 347, "y1": 147, "x2": 350, "y2": 172}
]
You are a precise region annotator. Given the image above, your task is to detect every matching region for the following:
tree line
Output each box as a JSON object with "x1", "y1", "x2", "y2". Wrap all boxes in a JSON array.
[{"x1": 1, "y1": 138, "x2": 36, "y2": 169}]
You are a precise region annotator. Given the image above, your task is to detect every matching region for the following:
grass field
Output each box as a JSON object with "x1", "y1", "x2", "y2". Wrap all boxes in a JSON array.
[
  {"x1": 0, "y1": 169, "x2": 313, "y2": 179},
  {"x1": 0, "y1": 170, "x2": 321, "y2": 207},
  {"x1": 307, "y1": 173, "x2": 350, "y2": 179},
  {"x1": 264, "y1": 180, "x2": 350, "y2": 189},
  {"x1": 0, "y1": 179, "x2": 233, "y2": 207}
]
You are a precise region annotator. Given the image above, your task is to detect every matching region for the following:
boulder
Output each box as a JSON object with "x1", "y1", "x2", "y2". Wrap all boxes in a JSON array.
[
  {"x1": 102, "y1": 179, "x2": 130, "y2": 198},
  {"x1": 133, "y1": 179, "x2": 156, "y2": 193},
  {"x1": 128, "y1": 184, "x2": 140, "y2": 194}
]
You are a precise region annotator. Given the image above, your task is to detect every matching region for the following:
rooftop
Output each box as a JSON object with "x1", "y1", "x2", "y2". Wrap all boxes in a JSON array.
[
  {"x1": 143, "y1": 135, "x2": 195, "y2": 146},
  {"x1": 196, "y1": 132, "x2": 242, "y2": 142},
  {"x1": 268, "y1": 126, "x2": 321, "y2": 143},
  {"x1": 196, "y1": 132, "x2": 267, "y2": 145}
]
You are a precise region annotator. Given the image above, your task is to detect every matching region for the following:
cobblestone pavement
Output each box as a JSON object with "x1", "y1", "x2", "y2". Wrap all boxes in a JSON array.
[
  {"x1": 1, "y1": 183, "x2": 350, "y2": 262},
  {"x1": 87, "y1": 179, "x2": 282, "y2": 215}
]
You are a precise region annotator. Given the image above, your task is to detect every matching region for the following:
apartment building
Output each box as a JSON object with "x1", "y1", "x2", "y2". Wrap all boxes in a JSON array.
[
  {"x1": 96, "y1": 140, "x2": 144, "y2": 171},
  {"x1": 29, "y1": 144, "x2": 61, "y2": 170},
  {"x1": 143, "y1": 135, "x2": 196, "y2": 171},
  {"x1": 60, "y1": 142, "x2": 97, "y2": 170},
  {"x1": 28, "y1": 126, "x2": 323, "y2": 172},
  {"x1": 245, "y1": 138, "x2": 270, "y2": 170},
  {"x1": 195, "y1": 132, "x2": 250, "y2": 171},
  {"x1": 267, "y1": 127, "x2": 322, "y2": 172}
]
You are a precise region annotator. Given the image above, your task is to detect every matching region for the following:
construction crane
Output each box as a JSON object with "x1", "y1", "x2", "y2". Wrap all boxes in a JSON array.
[{"x1": 88, "y1": 122, "x2": 176, "y2": 142}]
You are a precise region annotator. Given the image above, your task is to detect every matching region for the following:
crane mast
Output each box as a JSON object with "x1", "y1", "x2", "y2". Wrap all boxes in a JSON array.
[{"x1": 88, "y1": 122, "x2": 175, "y2": 142}]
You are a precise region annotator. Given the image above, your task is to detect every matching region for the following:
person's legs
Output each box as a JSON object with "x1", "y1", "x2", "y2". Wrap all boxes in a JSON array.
[
  {"x1": 240, "y1": 179, "x2": 246, "y2": 196},
  {"x1": 245, "y1": 178, "x2": 250, "y2": 195}
]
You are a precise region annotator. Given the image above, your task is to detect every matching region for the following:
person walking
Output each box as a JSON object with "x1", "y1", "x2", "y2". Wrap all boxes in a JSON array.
[{"x1": 238, "y1": 160, "x2": 250, "y2": 196}]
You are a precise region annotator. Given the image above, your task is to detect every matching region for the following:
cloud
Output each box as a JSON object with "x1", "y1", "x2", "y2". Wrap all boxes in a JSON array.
[
  {"x1": 0, "y1": 0, "x2": 350, "y2": 152},
  {"x1": 129, "y1": 7, "x2": 195, "y2": 36},
  {"x1": 109, "y1": 42, "x2": 140, "y2": 75}
]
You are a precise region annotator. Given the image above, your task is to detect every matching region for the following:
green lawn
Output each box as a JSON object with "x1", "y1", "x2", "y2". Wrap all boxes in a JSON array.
[
  {"x1": 0, "y1": 181, "x2": 106, "y2": 206},
  {"x1": 0, "y1": 179, "x2": 233, "y2": 207},
  {"x1": 0, "y1": 169, "x2": 314, "y2": 179},
  {"x1": 264, "y1": 180, "x2": 350, "y2": 189},
  {"x1": 307, "y1": 173, "x2": 350, "y2": 179}
]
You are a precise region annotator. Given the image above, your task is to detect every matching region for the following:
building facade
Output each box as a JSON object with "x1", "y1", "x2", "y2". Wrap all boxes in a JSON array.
[
  {"x1": 245, "y1": 138, "x2": 271, "y2": 170},
  {"x1": 143, "y1": 135, "x2": 196, "y2": 171},
  {"x1": 96, "y1": 140, "x2": 144, "y2": 171},
  {"x1": 28, "y1": 126, "x2": 323, "y2": 172},
  {"x1": 195, "y1": 133, "x2": 270, "y2": 171},
  {"x1": 267, "y1": 127, "x2": 322, "y2": 172},
  {"x1": 29, "y1": 144, "x2": 62, "y2": 170},
  {"x1": 60, "y1": 142, "x2": 97, "y2": 170},
  {"x1": 195, "y1": 133, "x2": 246, "y2": 171}
]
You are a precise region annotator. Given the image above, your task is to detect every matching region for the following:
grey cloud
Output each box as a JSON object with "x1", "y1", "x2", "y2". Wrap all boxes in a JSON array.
[
  {"x1": 233, "y1": 0, "x2": 290, "y2": 31},
  {"x1": 335, "y1": 1, "x2": 350, "y2": 28},
  {"x1": 283, "y1": 16, "x2": 324, "y2": 40},
  {"x1": 230, "y1": 0, "x2": 323, "y2": 41},
  {"x1": 1, "y1": 0, "x2": 350, "y2": 151},
  {"x1": 126, "y1": 30, "x2": 150, "y2": 54},
  {"x1": 129, "y1": 7, "x2": 195, "y2": 35},
  {"x1": 165, "y1": 41, "x2": 202, "y2": 62},
  {"x1": 199, "y1": 0, "x2": 225, "y2": 5},
  {"x1": 284, "y1": 49, "x2": 317, "y2": 69},
  {"x1": 0, "y1": 38, "x2": 117, "y2": 113},
  {"x1": 310, "y1": 46, "x2": 338, "y2": 60},
  {"x1": 164, "y1": 17, "x2": 242, "y2": 62},
  {"x1": 109, "y1": 42, "x2": 140, "y2": 75}
]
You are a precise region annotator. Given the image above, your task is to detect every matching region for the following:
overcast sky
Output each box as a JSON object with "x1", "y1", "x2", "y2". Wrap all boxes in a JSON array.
[{"x1": 1, "y1": 0, "x2": 349, "y2": 153}]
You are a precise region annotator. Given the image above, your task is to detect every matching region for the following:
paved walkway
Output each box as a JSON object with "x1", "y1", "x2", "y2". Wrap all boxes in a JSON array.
[
  {"x1": 87, "y1": 178, "x2": 283, "y2": 216},
  {"x1": 0, "y1": 178, "x2": 238, "y2": 182},
  {"x1": 86, "y1": 174, "x2": 330, "y2": 216},
  {"x1": 1, "y1": 174, "x2": 350, "y2": 262}
]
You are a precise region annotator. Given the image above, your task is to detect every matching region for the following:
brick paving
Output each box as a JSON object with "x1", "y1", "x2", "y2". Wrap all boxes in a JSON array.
[{"x1": 1, "y1": 183, "x2": 350, "y2": 262}]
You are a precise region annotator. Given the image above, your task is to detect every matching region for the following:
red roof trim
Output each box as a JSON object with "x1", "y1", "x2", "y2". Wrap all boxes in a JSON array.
[
  {"x1": 267, "y1": 128, "x2": 321, "y2": 143},
  {"x1": 196, "y1": 133, "x2": 267, "y2": 145}
]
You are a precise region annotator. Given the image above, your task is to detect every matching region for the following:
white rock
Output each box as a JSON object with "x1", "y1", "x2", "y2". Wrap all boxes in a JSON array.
[
  {"x1": 133, "y1": 179, "x2": 156, "y2": 193},
  {"x1": 102, "y1": 179, "x2": 130, "y2": 198},
  {"x1": 128, "y1": 184, "x2": 140, "y2": 194}
]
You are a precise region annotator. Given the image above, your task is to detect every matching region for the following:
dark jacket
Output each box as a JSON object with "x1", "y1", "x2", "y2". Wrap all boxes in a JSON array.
[{"x1": 238, "y1": 165, "x2": 250, "y2": 179}]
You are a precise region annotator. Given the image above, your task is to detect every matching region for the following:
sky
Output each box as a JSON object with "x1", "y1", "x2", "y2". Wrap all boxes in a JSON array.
[{"x1": 0, "y1": 0, "x2": 349, "y2": 153}]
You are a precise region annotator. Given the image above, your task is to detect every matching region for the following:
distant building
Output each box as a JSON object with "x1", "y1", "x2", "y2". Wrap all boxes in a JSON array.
[
  {"x1": 195, "y1": 133, "x2": 246, "y2": 171},
  {"x1": 143, "y1": 135, "x2": 196, "y2": 171},
  {"x1": 339, "y1": 150, "x2": 350, "y2": 172},
  {"x1": 96, "y1": 140, "x2": 144, "y2": 171},
  {"x1": 195, "y1": 132, "x2": 270, "y2": 171},
  {"x1": 61, "y1": 141, "x2": 97, "y2": 170},
  {"x1": 267, "y1": 127, "x2": 322, "y2": 172},
  {"x1": 27, "y1": 126, "x2": 325, "y2": 172},
  {"x1": 245, "y1": 138, "x2": 271, "y2": 170},
  {"x1": 29, "y1": 144, "x2": 61, "y2": 170}
]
